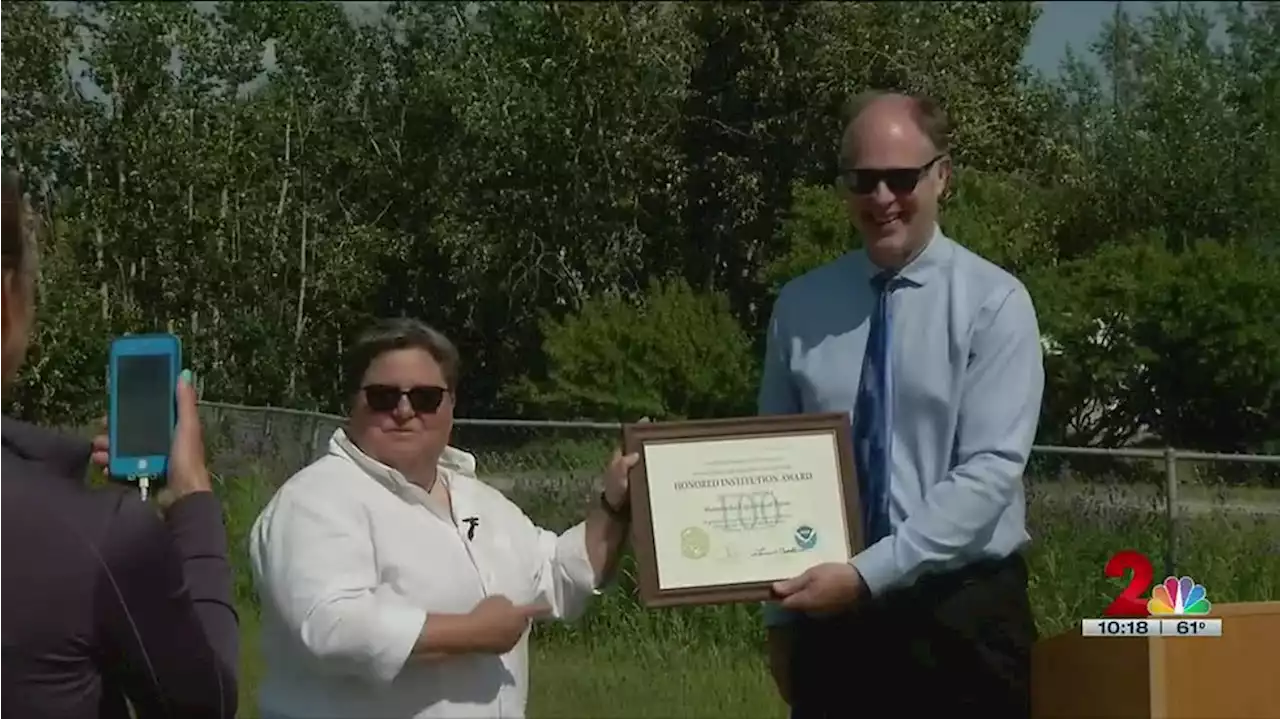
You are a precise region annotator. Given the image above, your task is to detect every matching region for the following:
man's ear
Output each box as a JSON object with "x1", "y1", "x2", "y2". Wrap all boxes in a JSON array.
[{"x1": 936, "y1": 155, "x2": 953, "y2": 201}]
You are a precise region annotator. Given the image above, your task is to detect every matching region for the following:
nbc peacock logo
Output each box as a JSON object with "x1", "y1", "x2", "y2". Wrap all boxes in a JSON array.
[{"x1": 1147, "y1": 575, "x2": 1212, "y2": 616}]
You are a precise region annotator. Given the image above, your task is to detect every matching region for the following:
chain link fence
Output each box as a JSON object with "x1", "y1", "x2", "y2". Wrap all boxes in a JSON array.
[{"x1": 198, "y1": 400, "x2": 1280, "y2": 581}]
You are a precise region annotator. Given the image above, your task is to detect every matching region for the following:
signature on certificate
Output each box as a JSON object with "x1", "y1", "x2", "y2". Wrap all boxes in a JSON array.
[{"x1": 750, "y1": 546, "x2": 803, "y2": 557}]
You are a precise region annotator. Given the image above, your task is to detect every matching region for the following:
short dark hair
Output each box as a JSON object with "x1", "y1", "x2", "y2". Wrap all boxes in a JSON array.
[
  {"x1": 840, "y1": 90, "x2": 952, "y2": 160},
  {"x1": 342, "y1": 318, "x2": 461, "y2": 396}
]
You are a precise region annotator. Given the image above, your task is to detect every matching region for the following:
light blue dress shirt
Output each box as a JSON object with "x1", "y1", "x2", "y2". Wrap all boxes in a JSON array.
[{"x1": 761, "y1": 227, "x2": 1044, "y2": 626}]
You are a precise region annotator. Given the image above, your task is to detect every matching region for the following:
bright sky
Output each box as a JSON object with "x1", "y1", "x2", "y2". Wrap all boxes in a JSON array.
[
  {"x1": 51, "y1": 1, "x2": 1218, "y2": 101},
  {"x1": 1025, "y1": 1, "x2": 1219, "y2": 76}
]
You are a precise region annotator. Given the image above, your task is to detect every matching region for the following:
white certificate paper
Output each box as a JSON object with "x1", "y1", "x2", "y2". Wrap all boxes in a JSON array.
[{"x1": 640, "y1": 432, "x2": 853, "y2": 590}]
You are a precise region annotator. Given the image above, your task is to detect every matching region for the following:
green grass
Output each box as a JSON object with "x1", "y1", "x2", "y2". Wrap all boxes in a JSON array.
[
  {"x1": 216, "y1": 453, "x2": 1279, "y2": 719},
  {"x1": 529, "y1": 643, "x2": 781, "y2": 718}
]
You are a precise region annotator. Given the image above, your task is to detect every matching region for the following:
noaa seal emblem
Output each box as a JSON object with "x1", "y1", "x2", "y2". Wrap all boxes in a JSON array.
[
  {"x1": 680, "y1": 527, "x2": 711, "y2": 559},
  {"x1": 793, "y1": 525, "x2": 818, "y2": 551}
]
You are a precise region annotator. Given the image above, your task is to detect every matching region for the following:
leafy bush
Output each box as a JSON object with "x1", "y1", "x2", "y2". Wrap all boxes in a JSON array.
[
  {"x1": 514, "y1": 277, "x2": 759, "y2": 421},
  {"x1": 1134, "y1": 240, "x2": 1280, "y2": 452},
  {"x1": 1026, "y1": 234, "x2": 1176, "y2": 447},
  {"x1": 1029, "y1": 236, "x2": 1280, "y2": 453},
  {"x1": 758, "y1": 182, "x2": 855, "y2": 297},
  {"x1": 940, "y1": 167, "x2": 1061, "y2": 274}
]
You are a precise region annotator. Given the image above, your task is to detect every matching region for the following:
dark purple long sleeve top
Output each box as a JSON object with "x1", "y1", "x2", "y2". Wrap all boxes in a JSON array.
[{"x1": 1, "y1": 417, "x2": 239, "y2": 718}]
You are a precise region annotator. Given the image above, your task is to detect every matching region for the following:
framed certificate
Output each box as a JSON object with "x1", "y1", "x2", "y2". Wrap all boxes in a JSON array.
[{"x1": 623, "y1": 413, "x2": 863, "y2": 608}]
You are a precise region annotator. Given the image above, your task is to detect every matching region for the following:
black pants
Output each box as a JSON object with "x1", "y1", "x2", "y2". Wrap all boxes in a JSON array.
[{"x1": 788, "y1": 554, "x2": 1036, "y2": 719}]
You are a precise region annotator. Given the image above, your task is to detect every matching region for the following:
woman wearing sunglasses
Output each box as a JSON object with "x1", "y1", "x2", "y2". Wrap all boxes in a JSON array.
[{"x1": 248, "y1": 318, "x2": 637, "y2": 719}]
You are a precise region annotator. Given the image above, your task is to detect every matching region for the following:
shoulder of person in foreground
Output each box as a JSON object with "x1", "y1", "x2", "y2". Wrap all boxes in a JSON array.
[
  {"x1": 1, "y1": 416, "x2": 93, "y2": 482},
  {"x1": 95, "y1": 487, "x2": 239, "y2": 719}
]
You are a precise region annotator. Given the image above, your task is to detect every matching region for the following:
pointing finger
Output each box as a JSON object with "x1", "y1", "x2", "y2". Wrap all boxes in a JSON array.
[{"x1": 520, "y1": 602, "x2": 553, "y2": 619}]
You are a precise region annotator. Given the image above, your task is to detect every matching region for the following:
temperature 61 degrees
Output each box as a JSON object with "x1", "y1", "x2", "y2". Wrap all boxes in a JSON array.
[{"x1": 1162, "y1": 618, "x2": 1222, "y2": 636}]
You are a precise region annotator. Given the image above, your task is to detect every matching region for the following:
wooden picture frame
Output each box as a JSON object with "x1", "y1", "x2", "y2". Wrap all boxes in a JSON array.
[{"x1": 623, "y1": 413, "x2": 862, "y2": 608}]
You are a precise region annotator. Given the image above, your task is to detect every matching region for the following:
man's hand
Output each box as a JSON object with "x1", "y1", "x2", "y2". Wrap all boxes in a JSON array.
[
  {"x1": 772, "y1": 562, "x2": 866, "y2": 614},
  {"x1": 466, "y1": 596, "x2": 551, "y2": 654}
]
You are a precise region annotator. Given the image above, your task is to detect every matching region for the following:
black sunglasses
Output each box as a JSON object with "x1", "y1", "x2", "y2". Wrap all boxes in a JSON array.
[
  {"x1": 362, "y1": 384, "x2": 448, "y2": 414},
  {"x1": 840, "y1": 154, "x2": 945, "y2": 195}
]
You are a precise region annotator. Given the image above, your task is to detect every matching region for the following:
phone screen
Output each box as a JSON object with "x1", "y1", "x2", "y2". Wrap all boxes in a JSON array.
[{"x1": 116, "y1": 354, "x2": 173, "y2": 457}]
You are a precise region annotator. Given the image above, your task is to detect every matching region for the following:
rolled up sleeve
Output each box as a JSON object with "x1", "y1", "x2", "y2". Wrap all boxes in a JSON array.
[
  {"x1": 249, "y1": 488, "x2": 427, "y2": 685},
  {"x1": 526, "y1": 519, "x2": 598, "y2": 622}
]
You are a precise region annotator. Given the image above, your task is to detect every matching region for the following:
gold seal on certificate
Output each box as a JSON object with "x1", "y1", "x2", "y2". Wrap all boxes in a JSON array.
[{"x1": 623, "y1": 413, "x2": 863, "y2": 608}]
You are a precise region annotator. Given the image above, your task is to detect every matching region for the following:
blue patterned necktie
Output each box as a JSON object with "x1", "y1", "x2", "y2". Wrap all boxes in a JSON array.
[{"x1": 854, "y1": 272, "x2": 894, "y2": 544}]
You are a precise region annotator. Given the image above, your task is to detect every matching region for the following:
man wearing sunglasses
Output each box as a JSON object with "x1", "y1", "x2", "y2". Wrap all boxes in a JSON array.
[{"x1": 759, "y1": 91, "x2": 1044, "y2": 717}]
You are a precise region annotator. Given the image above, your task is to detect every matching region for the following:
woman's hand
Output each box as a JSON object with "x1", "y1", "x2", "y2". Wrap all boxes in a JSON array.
[
  {"x1": 90, "y1": 422, "x2": 110, "y2": 469},
  {"x1": 600, "y1": 416, "x2": 645, "y2": 512},
  {"x1": 466, "y1": 596, "x2": 550, "y2": 654},
  {"x1": 89, "y1": 370, "x2": 212, "y2": 507},
  {"x1": 602, "y1": 448, "x2": 639, "y2": 512}
]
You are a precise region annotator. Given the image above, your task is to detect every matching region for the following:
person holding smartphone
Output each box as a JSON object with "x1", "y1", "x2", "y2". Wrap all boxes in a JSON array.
[{"x1": 0, "y1": 171, "x2": 239, "y2": 719}]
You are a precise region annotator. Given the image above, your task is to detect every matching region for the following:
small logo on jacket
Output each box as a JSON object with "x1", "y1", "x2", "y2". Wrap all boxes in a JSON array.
[{"x1": 462, "y1": 517, "x2": 480, "y2": 540}]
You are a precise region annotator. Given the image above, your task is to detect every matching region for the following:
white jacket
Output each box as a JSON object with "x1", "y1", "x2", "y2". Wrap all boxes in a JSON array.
[{"x1": 249, "y1": 429, "x2": 598, "y2": 719}]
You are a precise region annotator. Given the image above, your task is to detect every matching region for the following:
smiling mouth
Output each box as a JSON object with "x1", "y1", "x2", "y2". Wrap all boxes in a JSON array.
[{"x1": 868, "y1": 212, "x2": 902, "y2": 229}]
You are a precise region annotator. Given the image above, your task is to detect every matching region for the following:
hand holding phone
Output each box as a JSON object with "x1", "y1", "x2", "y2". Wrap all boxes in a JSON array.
[{"x1": 107, "y1": 334, "x2": 211, "y2": 503}]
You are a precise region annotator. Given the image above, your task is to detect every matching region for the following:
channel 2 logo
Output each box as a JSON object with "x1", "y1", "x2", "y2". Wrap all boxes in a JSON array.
[{"x1": 1101, "y1": 549, "x2": 1212, "y2": 618}]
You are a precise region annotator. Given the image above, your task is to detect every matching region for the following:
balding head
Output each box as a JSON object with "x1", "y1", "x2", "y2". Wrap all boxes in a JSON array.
[
  {"x1": 837, "y1": 91, "x2": 952, "y2": 269},
  {"x1": 840, "y1": 91, "x2": 951, "y2": 165}
]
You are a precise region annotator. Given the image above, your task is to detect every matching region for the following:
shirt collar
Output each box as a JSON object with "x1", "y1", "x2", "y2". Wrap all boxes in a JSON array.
[
  {"x1": 329, "y1": 427, "x2": 478, "y2": 496},
  {"x1": 859, "y1": 224, "x2": 954, "y2": 288}
]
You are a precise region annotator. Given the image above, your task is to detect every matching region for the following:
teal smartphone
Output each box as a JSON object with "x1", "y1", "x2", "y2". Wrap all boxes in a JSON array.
[{"x1": 108, "y1": 333, "x2": 181, "y2": 483}]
